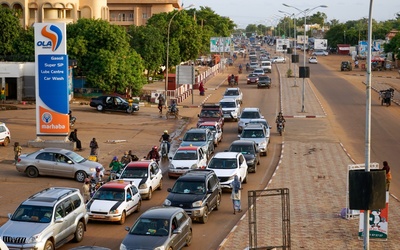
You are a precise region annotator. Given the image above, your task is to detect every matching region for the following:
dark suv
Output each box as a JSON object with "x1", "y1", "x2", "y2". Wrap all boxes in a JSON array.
[
  {"x1": 228, "y1": 140, "x2": 260, "y2": 173},
  {"x1": 341, "y1": 61, "x2": 352, "y2": 71},
  {"x1": 164, "y1": 169, "x2": 222, "y2": 224},
  {"x1": 197, "y1": 103, "x2": 224, "y2": 130}
]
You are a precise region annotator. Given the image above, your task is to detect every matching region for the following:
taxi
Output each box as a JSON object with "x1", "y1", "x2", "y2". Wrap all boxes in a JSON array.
[
  {"x1": 87, "y1": 180, "x2": 141, "y2": 224},
  {"x1": 168, "y1": 146, "x2": 208, "y2": 178},
  {"x1": 120, "y1": 160, "x2": 163, "y2": 200}
]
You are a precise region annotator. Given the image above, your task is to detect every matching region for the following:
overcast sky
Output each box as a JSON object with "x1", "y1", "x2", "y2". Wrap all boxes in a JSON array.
[{"x1": 185, "y1": 0, "x2": 400, "y2": 28}]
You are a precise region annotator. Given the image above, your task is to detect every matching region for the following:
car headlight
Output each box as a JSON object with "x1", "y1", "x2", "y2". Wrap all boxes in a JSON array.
[
  {"x1": 139, "y1": 183, "x2": 148, "y2": 189},
  {"x1": 169, "y1": 164, "x2": 175, "y2": 169},
  {"x1": 164, "y1": 199, "x2": 171, "y2": 206},
  {"x1": 191, "y1": 164, "x2": 198, "y2": 169},
  {"x1": 247, "y1": 159, "x2": 255, "y2": 164},
  {"x1": 228, "y1": 175, "x2": 235, "y2": 182},
  {"x1": 192, "y1": 200, "x2": 203, "y2": 207},
  {"x1": 259, "y1": 142, "x2": 267, "y2": 148},
  {"x1": 120, "y1": 244, "x2": 127, "y2": 250},
  {"x1": 26, "y1": 234, "x2": 41, "y2": 244},
  {"x1": 109, "y1": 209, "x2": 120, "y2": 215}
]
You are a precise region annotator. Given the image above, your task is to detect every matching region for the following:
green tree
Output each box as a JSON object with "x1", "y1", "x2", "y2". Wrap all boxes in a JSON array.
[
  {"x1": 0, "y1": 7, "x2": 21, "y2": 57},
  {"x1": 12, "y1": 27, "x2": 34, "y2": 61},
  {"x1": 67, "y1": 19, "x2": 146, "y2": 94},
  {"x1": 384, "y1": 33, "x2": 400, "y2": 61}
]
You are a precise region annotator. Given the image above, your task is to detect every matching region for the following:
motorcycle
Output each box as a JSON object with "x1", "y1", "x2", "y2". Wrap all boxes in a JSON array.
[
  {"x1": 69, "y1": 111, "x2": 76, "y2": 128},
  {"x1": 166, "y1": 106, "x2": 179, "y2": 119},
  {"x1": 238, "y1": 67, "x2": 243, "y2": 74},
  {"x1": 277, "y1": 122, "x2": 284, "y2": 136},
  {"x1": 90, "y1": 179, "x2": 104, "y2": 198},
  {"x1": 160, "y1": 141, "x2": 169, "y2": 159}
]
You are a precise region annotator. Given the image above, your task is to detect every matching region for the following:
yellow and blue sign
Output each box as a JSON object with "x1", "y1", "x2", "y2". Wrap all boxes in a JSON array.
[{"x1": 35, "y1": 23, "x2": 69, "y2": 136}]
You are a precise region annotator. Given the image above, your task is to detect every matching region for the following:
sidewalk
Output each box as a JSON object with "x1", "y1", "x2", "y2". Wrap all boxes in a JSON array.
[{"x1": 217, "y1": 62, "x2": 400, "y2": 249}]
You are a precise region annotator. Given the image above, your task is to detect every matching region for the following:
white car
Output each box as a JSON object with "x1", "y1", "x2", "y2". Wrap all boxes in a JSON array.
[
  {"x1": 252, "y1": 68, "x2": 265, "y2": 76},
  {"x1": 198, "y1": 121, "x2": 223, "y2": 146},
  {"x1": 0, "y1": 122, "x2": 11, "y2": 146},
  {"x1": 223, "y1": 87, "x2": 243, "y2": 104},
  {"x1": 249, "y1": 61, "x2": 259, "y2": 69},
  {"x1": 309, "y1": 56, "x2": 318, "y2": 64},
  {"x1": 219, "y1": 98, "x2": 241, "y2": 121},
  {"x1": 312, "y1": 50, "x2": 328, "y2": 56},
  {"x1": 168, "y1": 146, "x2": 208, "y2": 178},
  {"x1": 271, "y1": 56, "x2": 286, "y2": 63},
  {"x1": 238, "y1": 107, "x2": 264, "y2": 133},
  {"x1": 207, "y1": 152, "x2": 248, "y2": 189},
  {"x1": 120, "y1": 160, "x2": 163, "y2": 200},
  {"x1": 87, "y1": 180, "x2": 141, "y2": 224},
  {"x1": 239, "y1": 124, "x2": 269, "y2": 156}
]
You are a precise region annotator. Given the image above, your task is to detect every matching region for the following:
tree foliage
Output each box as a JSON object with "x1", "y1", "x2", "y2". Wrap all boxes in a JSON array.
[
  {"x1": 384, "y1": 33, "x2": 400, "y2": 60},
  {"x1": 0, "y1": 7, "x2": 22, "y2": 56}
]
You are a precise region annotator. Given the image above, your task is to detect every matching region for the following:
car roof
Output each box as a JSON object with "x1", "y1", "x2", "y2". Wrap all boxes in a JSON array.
[
  {"x1": 230, "y1": 140, "x2": 256, "y2": 146},
  {"x1": 242, "y1": 107, "x2": 260, "y2": 112},
  {"x1": 39, "y1": 148, "x2": 71, "y2": 153},
  {"x1": 243, "y1": 124, "x2": 265, "y2": 130},
  {"x1": 100, "y1": 180, "x2": 132, "y2": 189},
  {"x1": 186, "y1": 128, "x2": 208, "y2": 133},
  {"x1": 177, "y1": 170, "x2": 213, "y2": 181},
  {"x1": 141, "y1": 206, "x2": 184, "y2": 219},
  {"x1": 176, "y1": 146, "x2": 199, "y2": 151},
  {"x1": 23, "y1": 187, "x2": 79, "y2": 206},
  {"x1": 212, "y1": 152, "x2": 239, "y2": 158},
  {"x1": 126, "y1": 161, "x2": 152, "y2": 168},
  {"x1": 220, "y1": 98, "x2": 237, "y2": 102},
  {"x1": 225, "y1": 87, "x2": 240, "y2": 91}
]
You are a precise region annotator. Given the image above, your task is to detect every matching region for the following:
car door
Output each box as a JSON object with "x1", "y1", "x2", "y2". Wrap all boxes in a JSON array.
[
  {"x1": 125, "y1": 187, "x2": 135, "y2": 216},
  {"x1": 35, "y1": 152, "x2": 55, "y2": 175},
  {"x1": 53, "y1": 202, "x2": 69, "y2": 244},
  {"x1": 207, "y1": 177, "x2": 217, "y2": 209},
  {"x1": 53, "y1": 153, "x2": 75, "y2": 177},
  {"x1": 172, "y1": 212, "x2": 189, "y2": 249},
  {"x1": 206, "y1": 130, "x2": 214, "y2": 153},
  {"x1": 150, "y1": 162, "x2": 161, "y2": 189}
]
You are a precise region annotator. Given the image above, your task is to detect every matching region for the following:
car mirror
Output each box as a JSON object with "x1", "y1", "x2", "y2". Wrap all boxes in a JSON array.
[
  {"x1": 167, "y1": 188, "x2": 172, "y2": 192},
  {"x1": 207, "y1": 189, "x2": 213, "y2": 194},
  {"x1": 169, "y1": 157, "x2": 172, "y2": 160},
  {"x1": 237, "y1": 135, "x2": 241, "y2": 138},
  {"x1": 55, "y1": 217, "x2": 65, "y2": 224},
  {"x1": 197, "y1": 114, "x2": 200, "y2": 117},
  {"x1": 150, "y1": 174, "x2": 155, "y2": 179},
  {"x1": 125, "y1": 226, "x2": 130, "y2": 232},
  {"x1": 173, "y1": 228, "x2": 183, "y2": 234},
  {"x1": 7, "y1": 213, "x2": 12, "y2": 219}
]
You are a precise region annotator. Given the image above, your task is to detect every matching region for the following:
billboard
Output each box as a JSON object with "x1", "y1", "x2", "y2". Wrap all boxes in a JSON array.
[
  {"x1": 358, "y1": 41, "x2": 368, "y2": 58},
  {"x1": 314, "y1": 39, "x2": 328, "y2": 50},
  {"x1": 210, "y1": 37, "x2": 231, "y2": 52},
  {"x1": 275, "y1": 39, "x2": 290, "y2": 52},
  {"x1": 35, "y1": 23, "x2": 69, "y2": 136},
  {"x1": 297, "y1": 35, "x2": 309, "y2": 45}
]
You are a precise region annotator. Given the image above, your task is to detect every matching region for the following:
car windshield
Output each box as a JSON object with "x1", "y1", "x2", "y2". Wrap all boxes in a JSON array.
[
  {"x1": 224, "y1": 90, "x2": 239, "y2": 96},
  {"x1": 171, "y1": 181, "x2": 206, "y2": 194},
  {"x1": 259, "y1": 77, "x2": 270, "y2": 81},
  {"x1": 121, "y1": 167, "x2": 148, "y2": 178},
  {"x1": 11, "y1": 205, "x2": 54, "y2": 223},
  {"x1": 199, "y1": 110, "x2": 220, "y2": 118},
  {"x1": 208, "y1": 158, "x2": 238, "y2": 169},
  {"x1": 173, "y1": 151, "x2": 198, "y2": 160},
  {"x1": 220, "y1": 102, "x2": 236, "y2": 108},
  {"x1": 130, "y1": 218, "x2": 171, "y2": 236},
  {"x1": 241, "y1": 112, "x2": 260, "y2": 119},
  {"x1": 249, "y1": 120, "x2": 268, "y2": 127},
  {"x1": 65, "y1": 151, "x2": 86, "y2": 163},
  {"x1": 93, "y1": 188, "x2": 125, "y2": 201},
  {"x1": 230, "y1": 145, "x2": 255, "y2": 155},
  {"x1": 183, "y1": 132, "x2": 206, "y2": 141},
  {"x1": 248, "y1": 74, "x2": 257, "y2": 78},
  {"x1": 242, "y1": 129, "x2": 265, "y2": 138}
]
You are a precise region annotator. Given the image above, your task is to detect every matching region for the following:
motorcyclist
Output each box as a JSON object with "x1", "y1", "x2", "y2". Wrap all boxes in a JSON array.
[
  {"x1": 276, "y1": 112, "x2": 286, "y2": 131},
  {"x1": 91, "y1": 166, "x2": 104, "y2": 184},
  {"x1": 239, "y1": 64, "x2": 243, "y2": 73},
  {"x1": 159, "y1": 130, "x2": 171, "y2": 153},
  {"x1": 109, "y1": 156, "x2": 124, "y2": 180},
  {"x1": 230, "y1": 74, "x2": 235, "y2": 85},
  {"x1": 120, "y1": 151, "x2": 132, "y2": 165},
  {"x1": 146, "y1": 146, "x2": 160, "y2": 162},
  {"x1": 170, "y1": 100, "x2": 177, "y2": 113}
]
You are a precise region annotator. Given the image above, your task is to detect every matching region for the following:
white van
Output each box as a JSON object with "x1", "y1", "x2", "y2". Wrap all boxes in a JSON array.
[{"x1": 260, "y1": 61, "x2": 272, "y2": 73}]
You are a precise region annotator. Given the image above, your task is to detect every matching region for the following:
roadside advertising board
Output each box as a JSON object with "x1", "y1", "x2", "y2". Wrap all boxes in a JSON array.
[
  {"x1": 210, "y1": 37, "x2": 231, "y2": 53},
  {"x1": 314, "y1": 39, "x2": 328, "y2": 50}
]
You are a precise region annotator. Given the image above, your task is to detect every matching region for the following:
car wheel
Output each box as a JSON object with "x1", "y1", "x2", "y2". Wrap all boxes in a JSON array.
[
  {"x1": 3, "y1": 137, "x2": 10, "y2": 146},
  {"x1": 135, "y1": 200, "x2": 141, "y2": 213},
  {"x1": 96, "y1": 105, "x2": 104, "y2": 111},
  {"x1": 147, "y1": 188, "x2": 153, "y2": 200},
  {"x1": 75, "y1": 171, "x2": 87, "y2": 182},
  {"x1": 44, "y1": 240, "x2": 54, "y2": 250},
  {"x1": 26, "y1": 166, "x2": 39, "y2": 178},
  {"x1": 73, "y1": 221, "x2": 85, "y2": 242},
  {"x1": 243, "y1": 174, "x2": 247, "y2": 184},
  {"x1": 185, "y1": 228, "x2": 193, "y2": 246},
  {"x1": 119, "y1": 211, "x2": 126, "y2": 225},
  {"x1": 158, "y1": 178, "x2": 163, "y2": 190},
  {"x1": 200, "y1": 206, "x2": 209, "y2": 224},
  {"x1": 215, "y1": 193, "x2": 221, "y2": 211}
]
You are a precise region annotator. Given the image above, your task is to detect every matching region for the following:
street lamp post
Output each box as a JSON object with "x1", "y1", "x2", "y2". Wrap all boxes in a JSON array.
[
  {"x1": 165, "y1": 4, "x2": 194, "y2": 106},
  {"x1": 279, "y1": 10, "x2": 298, "y2": 87},
  {"x1": 283, "y1": 3, "x2": 327, "y2": 112}
]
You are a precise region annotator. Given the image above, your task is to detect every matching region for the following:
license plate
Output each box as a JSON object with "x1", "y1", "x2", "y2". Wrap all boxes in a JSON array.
[{"x1": 93, "y1": 215, "x2": 105, "y2": 219}]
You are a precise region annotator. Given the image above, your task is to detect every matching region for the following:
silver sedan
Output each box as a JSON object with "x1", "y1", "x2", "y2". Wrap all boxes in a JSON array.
[{"x1": 16, "y1": 148, "x2": 104, "y2": 182}]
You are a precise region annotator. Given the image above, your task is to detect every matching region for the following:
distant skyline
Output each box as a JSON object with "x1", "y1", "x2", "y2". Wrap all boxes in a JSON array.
[{"x1": 185, "y1": 0, "x2": 400, "y2": 28}]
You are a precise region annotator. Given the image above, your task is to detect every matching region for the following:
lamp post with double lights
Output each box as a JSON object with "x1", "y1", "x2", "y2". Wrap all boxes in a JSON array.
[
  {"x1": 283, "y1": 3, "x2": 327, "y2": 113},
  {"x1": 165, "y1": 4, "x2": 194, "y2": 106}
]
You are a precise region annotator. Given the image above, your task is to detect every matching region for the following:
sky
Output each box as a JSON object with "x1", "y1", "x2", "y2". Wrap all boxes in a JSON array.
[{"x1": 184, "y1": 0, "x2": 400, "y2": 28}]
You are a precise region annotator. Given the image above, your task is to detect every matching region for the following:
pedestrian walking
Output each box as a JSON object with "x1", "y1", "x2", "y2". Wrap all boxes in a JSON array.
[
  {"x1": 230, "y1": 175, "x2": 242, "y2": 214},
  {"x1": 382, "y1": 161, "x2": 392, "y2": 191},
  {"x1": 89, "y1": 138, "x2": 99, "y2": 155},
  {"x1": 199, "y1": 82, "x2": 205, "y2": 96},
  {"x1": 0, "y1": 87, "x2": 5, "y2": 104},
  {"x1": 157, "y1": 94, "x2": 165, "y2": 114},
  {"x1": 69, "y1": 128, "x2": 82, "y2": 150},
  {"x1": 13, "y1": 142, "x2": 22, "y2": 164}
]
